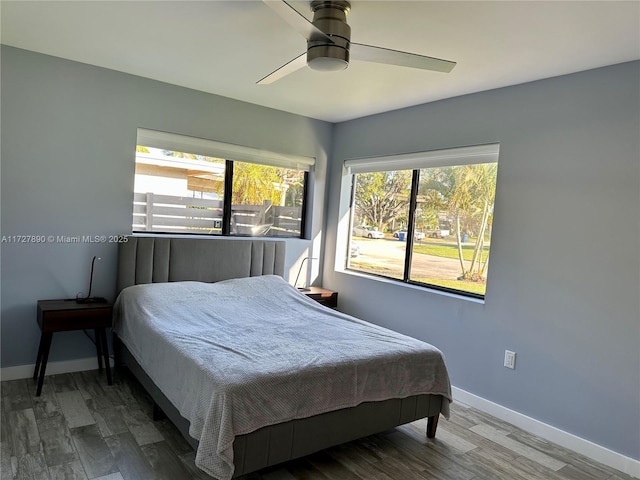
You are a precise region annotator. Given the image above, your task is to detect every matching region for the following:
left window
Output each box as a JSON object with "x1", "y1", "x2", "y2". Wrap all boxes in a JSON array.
[{"x1": 133, "y1": 129, "x2": 313, "y2": 238}]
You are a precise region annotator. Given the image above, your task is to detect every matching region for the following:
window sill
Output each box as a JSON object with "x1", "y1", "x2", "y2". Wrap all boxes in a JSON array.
[{"x1": 337, "y1": 267, "x2": 486, "y2": 305}]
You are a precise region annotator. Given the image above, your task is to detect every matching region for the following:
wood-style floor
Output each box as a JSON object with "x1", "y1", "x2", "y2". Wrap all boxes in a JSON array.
[{"x1": 0, "y1": 368, "x2": 633, "y2": 480}]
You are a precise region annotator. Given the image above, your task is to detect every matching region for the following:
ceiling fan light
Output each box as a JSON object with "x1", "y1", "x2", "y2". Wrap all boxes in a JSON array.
[
  {"x1": 308, "y1": 56, "x2": 348, "y2": 72},
  {"x1": 307, "y1": 42, "x2": 350, "y2": 71}
]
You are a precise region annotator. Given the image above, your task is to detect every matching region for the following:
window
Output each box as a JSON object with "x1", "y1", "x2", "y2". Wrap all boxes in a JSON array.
[
  {"x1": 346, "y1": 144, "x2": 499, "y2": 298},
  {"x1": 133, "y1": 129, "x2": 313, "y2": 238}
]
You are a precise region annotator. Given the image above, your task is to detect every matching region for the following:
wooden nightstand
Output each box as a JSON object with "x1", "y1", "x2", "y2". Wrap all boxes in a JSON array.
[
  {"x1": 34, "y1": 299, "x2": 113, "y2": 396},
  {"x1": 301, "y1": 286, "x2": 338, "y2": 309}
]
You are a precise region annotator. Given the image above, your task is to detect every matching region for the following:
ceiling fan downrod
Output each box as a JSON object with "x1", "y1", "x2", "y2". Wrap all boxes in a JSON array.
[{"x1": 307, "y1": 0, "x2": 352, "y2": 71}]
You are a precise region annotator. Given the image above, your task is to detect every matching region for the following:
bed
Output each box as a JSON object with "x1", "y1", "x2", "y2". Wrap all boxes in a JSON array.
[{"x1": 113, "y1": 236, "x2": 452, "y2": 479}]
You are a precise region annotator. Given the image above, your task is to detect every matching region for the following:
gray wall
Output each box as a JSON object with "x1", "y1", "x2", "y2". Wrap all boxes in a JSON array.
[
  {"x1": 2, "y1": 44, "x2": 638, "y2": 462},
  {"x1": 1, "y1": 46, "x2": 332, "y2": 368},
  {"x1": 324, "y1": 61, "x2": 640, "y2": 459}
]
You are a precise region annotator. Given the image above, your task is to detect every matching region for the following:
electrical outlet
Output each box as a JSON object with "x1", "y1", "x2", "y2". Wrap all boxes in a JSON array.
[{"x1": 504, "y1": 350, "x2": 516, "y2": 369}]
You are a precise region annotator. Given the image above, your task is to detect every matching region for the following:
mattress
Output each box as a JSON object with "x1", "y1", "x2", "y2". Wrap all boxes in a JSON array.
[{"x1": 113, "y1": 275, "x2": 451, "y2": 480}]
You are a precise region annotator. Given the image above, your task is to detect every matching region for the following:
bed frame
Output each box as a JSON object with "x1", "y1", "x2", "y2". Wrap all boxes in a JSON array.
[{"x1": 114, "y1": 236, "x2": 443, "y2": 478}]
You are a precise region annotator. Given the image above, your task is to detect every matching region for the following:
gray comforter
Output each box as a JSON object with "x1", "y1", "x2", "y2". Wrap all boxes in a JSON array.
[{"x1": 113, "y1": 275, "x2": 451, "y2": 479}]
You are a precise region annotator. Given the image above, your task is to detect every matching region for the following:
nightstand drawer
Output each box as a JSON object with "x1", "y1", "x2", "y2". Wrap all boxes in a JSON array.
[
  {"x1": 38, "y1": 307, "x2": 112, "y2": 331},
  {"x1": 37, "y1": 300, "x2": 112, "y2": 332}
]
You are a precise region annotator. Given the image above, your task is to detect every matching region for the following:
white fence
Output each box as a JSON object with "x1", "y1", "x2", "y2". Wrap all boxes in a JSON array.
[{"x1": 133, "y1": 193, "x2": 301, "y2": 237}]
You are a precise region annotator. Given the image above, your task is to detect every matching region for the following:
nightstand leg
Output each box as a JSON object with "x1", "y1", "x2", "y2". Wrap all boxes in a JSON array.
[
  {"x1": 99, "y1": 328, "x2": 112, "y2": 385},
  {"x1": 94, "y1": 328, "x2": 103, "y2": 371},
  {"x1": 33, "y1": 333, "x2": 46, "y2": 380},
  {"x1": 36, "y1": 332, "x2": 53, "y2": 396}
]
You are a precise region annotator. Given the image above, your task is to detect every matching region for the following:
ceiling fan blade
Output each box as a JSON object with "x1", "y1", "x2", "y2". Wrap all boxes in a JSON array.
[
  {"x1": 257, "y1": 52, "x2": 307, "y2": 85},
  {"x1": 350, "y1": 43, "x2": 456, "y2": 73},
  {"x1": 262, "y1": 0, "x2": 334, "y2": 43}
]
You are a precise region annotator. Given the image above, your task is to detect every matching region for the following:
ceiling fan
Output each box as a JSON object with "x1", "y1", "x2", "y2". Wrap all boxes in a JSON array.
[{"x1": 258, "y1": 0, "x2": 456, "y2": 84}]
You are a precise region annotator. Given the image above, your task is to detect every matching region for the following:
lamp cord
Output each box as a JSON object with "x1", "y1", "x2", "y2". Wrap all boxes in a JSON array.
[
  {"x1": 87, "y1": 256, "x2": 97, "y2": 298},
  {"x1": 294, "y1": 257, "x2": 318, "y2": 289}
]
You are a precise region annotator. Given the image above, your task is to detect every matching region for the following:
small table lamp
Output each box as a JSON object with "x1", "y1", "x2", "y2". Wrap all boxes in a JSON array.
[{"x1": 294, "y1": 257, "x2": 317, "y2": 291}]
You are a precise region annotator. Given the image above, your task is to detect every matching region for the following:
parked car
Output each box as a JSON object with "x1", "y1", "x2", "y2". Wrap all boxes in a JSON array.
[
  {"x1": 393, "y1": 230, "x2": 425, "y2": 241},
  {"x1": 425, "y1": 227, "x2": 450, "y2": 238},
  {"x1": 352, "y1": 225, "x2": 384, "y2": 239}
]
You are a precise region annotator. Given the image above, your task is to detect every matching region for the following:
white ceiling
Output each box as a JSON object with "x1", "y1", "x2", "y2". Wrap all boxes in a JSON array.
[{"x1": 2, "y1": 1, "x2": 639, "y2": 123}]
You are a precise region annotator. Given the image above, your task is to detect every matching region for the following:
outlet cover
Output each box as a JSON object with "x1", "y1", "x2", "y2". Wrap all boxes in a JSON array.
[{"x1": 504, "y1": 350, "x2": 516, "y2": 369}]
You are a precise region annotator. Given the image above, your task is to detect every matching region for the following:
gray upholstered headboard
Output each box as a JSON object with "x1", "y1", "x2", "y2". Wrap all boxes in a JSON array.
[{"x1": 117, "y1": 236, "x2": 286, "y2": 293}]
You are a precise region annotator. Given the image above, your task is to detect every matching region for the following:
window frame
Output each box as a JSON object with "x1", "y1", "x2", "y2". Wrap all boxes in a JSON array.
[
  {"x1": 133, "y1": 129, "x2": 314, "y2": 239},
  {"x1": 345, "y1": 144, "x2": 500, "y2": 300}
]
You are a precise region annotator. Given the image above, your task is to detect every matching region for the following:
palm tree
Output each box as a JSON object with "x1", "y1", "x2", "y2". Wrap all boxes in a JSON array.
[
  {"x1": 231, "y1": 163, "x2": 281, "y2": 205},
  {"x1": 449, "y1": 163, "x2": 497, "y2": 280}
]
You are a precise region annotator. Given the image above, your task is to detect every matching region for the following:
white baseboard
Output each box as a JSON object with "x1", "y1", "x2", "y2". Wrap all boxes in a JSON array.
[
  {"x1": 452, "y1": 386, "x2": 640, "y2": 479},
  {"x1": 0, "y1": 357, "x2": 114, "y2": 382}
]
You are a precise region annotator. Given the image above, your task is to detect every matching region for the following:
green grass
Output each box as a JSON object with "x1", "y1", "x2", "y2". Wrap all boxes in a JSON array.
[
  {"x1": 412, "y1": 277, "x2": 486, "y2": 295},
  {"x1": 349, "y1": 262, "x2": 486, "y2": 296},
  {"x1": 413, "y1": 243, "x2": 490, "y2": 262},
  {"x1": 350, "y1": 261, "x2": 392, "y2": 273},
  {"x1": 349, "y1": 262, "x2": 403, "y2": 280}
]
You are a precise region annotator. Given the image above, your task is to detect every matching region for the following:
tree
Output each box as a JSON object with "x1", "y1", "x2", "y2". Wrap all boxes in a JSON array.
[
  {"x1": 231, "y1": 163, "x2": 282, "y2": 205},
  {"x1": 162, "y1": 149, "x2": 294, "y2": 206},
  {"x1": 416, "y1": 163, "x2": 497, "y2": 282},
  {"x1": 354, "y1": 171, "x2": 412, "y2": 231},
  {"x1": 282, "y1": 171, "x2": 305, "y2": 207},
  {"x1": 417, "y1": 167, "x2": 455, "y2": 230},
  {"x1": 448, "y1": 163, "x2": 497, "y2": 281}
]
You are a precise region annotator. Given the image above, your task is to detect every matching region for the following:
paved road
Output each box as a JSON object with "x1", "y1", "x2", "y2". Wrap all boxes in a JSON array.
[{"x1": 351, "y1": 237, "x2": 463, "y2": 280}]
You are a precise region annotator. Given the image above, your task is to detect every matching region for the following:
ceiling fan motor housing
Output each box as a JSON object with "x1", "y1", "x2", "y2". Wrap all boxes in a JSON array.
[{"x1": 308, "y1": 0, "x2": 352, "y2": 71}]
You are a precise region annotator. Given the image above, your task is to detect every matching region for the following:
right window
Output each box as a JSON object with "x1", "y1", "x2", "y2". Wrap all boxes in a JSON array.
[{"x1": 346, "y1": 145, "x2": 499, "y2": 299}]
